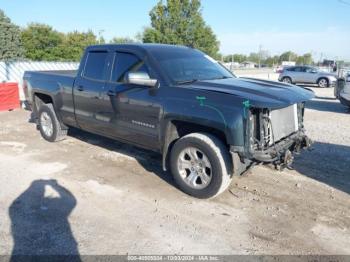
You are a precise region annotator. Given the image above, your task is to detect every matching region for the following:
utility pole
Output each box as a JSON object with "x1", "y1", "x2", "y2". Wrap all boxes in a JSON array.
[
  {"x1": 98, "y1": 30, "x2": 105, "y2": 44},
  {"x1": 258, "y1": 44, "x2": 262, "y2": 69},
  {"x1": 319, "y1": 52, "x2": 323, "y2": 66},
  {"x1": 230, "y1": 54, "x2": 234, "y2": 71}
]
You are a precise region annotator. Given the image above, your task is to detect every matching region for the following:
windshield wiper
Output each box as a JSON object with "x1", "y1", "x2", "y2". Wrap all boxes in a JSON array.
[
  {"x1": 176, "y1": 79, "x2": 199, "y2": 85},
  {"x1": 208, "y1": 76, "x2": 233, "y2": 80}
]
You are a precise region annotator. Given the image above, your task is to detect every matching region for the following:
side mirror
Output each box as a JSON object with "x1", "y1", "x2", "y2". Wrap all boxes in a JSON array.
[{"x1": 125, "y1": 72, "x2": 158, "y2": 87}]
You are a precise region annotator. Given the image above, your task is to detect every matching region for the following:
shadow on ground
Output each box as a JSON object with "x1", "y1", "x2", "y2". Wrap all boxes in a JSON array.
[
  {"x1": 68, "y1": 127, "x2": 175, "y2": 187},
  {"x1": 69, "y1": 128, "x2": 350, "y2": 196},
  {"x1": 293, "y1": 142, "x2": 350, "y2": 195},
  {"x1": 305, "y1": 99, "x2": 349, "y2": 114},
  {"x1": 9, "y1": 179, "x2": 80, "y2": 261}
]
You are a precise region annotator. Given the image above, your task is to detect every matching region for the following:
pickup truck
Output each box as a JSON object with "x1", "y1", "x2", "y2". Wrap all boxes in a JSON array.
[{"x1": 23, "y1": 44, "x2": 314, "y2": 198}]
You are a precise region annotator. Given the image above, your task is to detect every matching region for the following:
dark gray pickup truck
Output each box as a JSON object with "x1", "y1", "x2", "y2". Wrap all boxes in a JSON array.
[{"x1": 23, "y1": 44, "x2": 314, "y2": 198}]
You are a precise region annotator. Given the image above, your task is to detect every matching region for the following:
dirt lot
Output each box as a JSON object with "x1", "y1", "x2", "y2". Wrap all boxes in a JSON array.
[{"x1": 0, "y1": 87, "x2": 349, "y2": 256}]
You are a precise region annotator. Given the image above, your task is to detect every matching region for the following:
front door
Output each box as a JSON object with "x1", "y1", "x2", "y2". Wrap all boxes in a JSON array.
[{"x1": 103, "y1": 51, "x2": 162, "y2": 150}]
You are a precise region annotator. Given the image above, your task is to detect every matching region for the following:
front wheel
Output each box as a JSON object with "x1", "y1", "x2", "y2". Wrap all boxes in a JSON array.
[
  {"x1": 170, "y1": 133, "x2": 232, "y2": 198},
  {"x1": 282, "y1": 77, "x2": 292, "y2": 84}
]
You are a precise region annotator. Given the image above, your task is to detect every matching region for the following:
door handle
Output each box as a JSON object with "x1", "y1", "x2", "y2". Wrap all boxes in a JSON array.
[
  {"x1": 77, "y1": 85, "x2": 84, "y2": 91},
  {"x1": 107, "y1": 90, "x2": 116, "y2": 96}
]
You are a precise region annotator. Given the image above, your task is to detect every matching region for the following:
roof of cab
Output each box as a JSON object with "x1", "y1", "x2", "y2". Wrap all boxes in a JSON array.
[{"x1": 86, "y1": 43, "x2": 195, "y2": 54}]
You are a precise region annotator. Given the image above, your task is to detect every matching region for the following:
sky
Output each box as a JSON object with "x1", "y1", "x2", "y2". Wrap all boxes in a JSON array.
[{"x1": 1, "y1": 0, "x2": 349, "y2": 60}]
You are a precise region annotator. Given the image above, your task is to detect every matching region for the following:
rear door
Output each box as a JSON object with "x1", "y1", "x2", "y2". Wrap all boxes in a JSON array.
[
  {"x1": 302, "y1": 66, "x2": 318, "y2": 83},
  {"x1": 288, "y1": 66, "x2": 303, "y2": 83},
  {"x1": 73, "y1": 50, "x2": 112, "y2": 132}
]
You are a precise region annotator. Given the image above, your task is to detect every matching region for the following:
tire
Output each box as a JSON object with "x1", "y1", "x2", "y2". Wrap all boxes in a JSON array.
[
  {"x1": 282, "y1": 77, "x2": 292, "y2": 84},
  {"x1": 317, "y1": 78, "x2": 329, "y2": 88},
  {"x1": 38, "y1": 103, "x2": 67, "y2": 142},
  {"x1": 170, "y1": 133, "x2": 232, "y2": 199}
]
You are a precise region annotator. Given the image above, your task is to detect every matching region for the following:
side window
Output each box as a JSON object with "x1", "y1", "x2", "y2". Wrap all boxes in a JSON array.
[
  {"x1": 83, "y1": 51, "x2": 109, "y2": 81},
  {"x1": 304, "y1": 67, "x2": 312, "y2": 73},
  {"x1": 294, "y1": 67, "x2": 302, "y2": 72},
  {"x1": 286, "y1": 67, "x2": 295, "y2": 72},
  {"x1": 111, "y1": 52, "x2": 149, "y2": 83}
]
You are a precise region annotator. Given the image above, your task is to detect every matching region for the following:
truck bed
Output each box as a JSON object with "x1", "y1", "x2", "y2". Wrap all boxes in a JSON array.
[
  {"x1": 23, "y1": 70, "x2": 77, "y2": 108},
  {"x1": 26, "y1": 70, "x2": 77, "y2": 77}
]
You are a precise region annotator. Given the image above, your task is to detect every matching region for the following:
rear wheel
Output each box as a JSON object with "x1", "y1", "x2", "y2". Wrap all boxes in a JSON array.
[
  {"x1": 282, "y1": 77, "x2": 292, "y2": 84},
  {"x1": 317, "y1": 78, "x2": 329, "y2": 88},
  {"x1": 38, "y1": 103, "x2": 67, "y2": 142},
  {"x1": 170, "y1": 133, "x2": 232, "y2": 199}
]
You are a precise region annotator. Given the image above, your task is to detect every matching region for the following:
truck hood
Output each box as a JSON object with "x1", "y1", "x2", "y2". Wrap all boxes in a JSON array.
[{"x1": 182, "y1": 77, "x2": 315, "y2": 109}]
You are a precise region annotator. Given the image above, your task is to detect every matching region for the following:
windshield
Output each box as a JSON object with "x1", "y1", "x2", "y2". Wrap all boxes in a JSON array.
[{"x1": 150, "y1": 47, "x2": 235, "y2": 83}]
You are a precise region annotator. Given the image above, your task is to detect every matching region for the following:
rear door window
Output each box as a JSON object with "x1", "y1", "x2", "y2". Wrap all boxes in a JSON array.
[
  {"x1": 111, "y1": 52, "x2": 149, "y2": 83},
  {"x1": 83, "y1": 51, "x2": 109, "y2": 81}
]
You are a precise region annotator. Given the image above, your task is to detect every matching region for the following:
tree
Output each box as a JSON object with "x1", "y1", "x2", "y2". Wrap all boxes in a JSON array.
[
  {"x1": 303, "y1": 53, "x2": 313, "y2": 65},
  {"x1": 21, "y1": 24, "x2": 99, "y2": 61},
  {"x1": 279, "y1": 51, "x2": 298, "y2": 63},
  {"x1": 61, "y1": 30, "x2": 98, "y2": 61},
  {"x1": 295, "y1": 53, "x2": 313, "y2": 65},
  {"x1": 142, "y1": 0, "x2": 220, "y2": 58},
  {"x1": 248, "y1": 52, "x2": 260, "y2": 63},
  {"x1": 0, "y1": 9, "x2": 23, "y2": 60},
  {"x1": 21, "y1": 23, "x2": 64, "y2": 61},
  {"x1": 223, "y1": 54, "x2": 247, "y2": 63},
  {"x1": 265, "y1": 55, "x2": 279, "y2": 67},
  {"x1": 110, "y1": 37, "x2": 136, "y2": 44}
]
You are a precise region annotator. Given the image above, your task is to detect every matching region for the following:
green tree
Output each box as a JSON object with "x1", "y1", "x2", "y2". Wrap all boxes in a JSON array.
[
  {"x1": 110, "y1": 36, "x2": 136, "y2": 44},
  {"x1": 0, "y1": 9, "x2": 23, "y2": 60},
  {"x1": 265, "y1": 55, "x2": 279, "y2": 67},
  {"x1": 295, "y1": 53, "x2": 313, "y2": 65},
  {"x1": 248, "y1": 52, "x2": 260, "y2": 63},
  {"x1": 142, "y1": 0, "x2": 220, "y2": 58},
  {"x1": 302, "y1": 53, "x2": 313, "y2": 65},
  {"x1": 279, "y1": 51, "x2": 298, "y2": 63},
  {"x1": 21, "y1": 23, "x2": 64, "y2": 61},
  {"x1": 223, "y1": 54, "x2": 247, "y2": 63},
  {"x1": 61, "y1": 30, "x2": 98, "y2": 61}
]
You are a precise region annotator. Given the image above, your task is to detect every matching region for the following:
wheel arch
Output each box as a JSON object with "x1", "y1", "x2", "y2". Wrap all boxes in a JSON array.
[
  {"x1": 282, "y1": 76, "x2": 293, "y2": 83},
  {"x1": 317, "y1": 76, "x2": 329, "y2": 84},
  {"x1": 161, "y1": 119, "x2": 229, "y2": 171},
  {"x1": 33, "y1": 92, "x2": 66, "y2": 129}
]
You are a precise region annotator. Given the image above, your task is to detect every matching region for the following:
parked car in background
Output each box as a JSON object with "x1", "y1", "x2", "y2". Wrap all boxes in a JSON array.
[{"x1": 278, "y1": 66, "x2": 337, "y2": 87}]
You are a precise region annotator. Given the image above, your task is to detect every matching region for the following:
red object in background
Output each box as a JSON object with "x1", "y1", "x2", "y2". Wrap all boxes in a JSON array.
[{"x1": 0, "y1": 82, "x2": 20, "y2": 111}]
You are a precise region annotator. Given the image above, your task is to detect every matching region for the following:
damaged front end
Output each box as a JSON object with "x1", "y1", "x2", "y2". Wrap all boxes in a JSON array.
[{"x1": 234, "y1": 103, "x2": 312, "y2": 171}]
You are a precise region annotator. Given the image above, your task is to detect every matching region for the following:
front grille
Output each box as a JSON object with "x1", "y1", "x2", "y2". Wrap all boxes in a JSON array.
[
  {"x1": 269, "y1": 104, "x2": 298, "y2": 143},
  {"x1": 249, "y1": 104, "x2": 303, "y2": 152}
]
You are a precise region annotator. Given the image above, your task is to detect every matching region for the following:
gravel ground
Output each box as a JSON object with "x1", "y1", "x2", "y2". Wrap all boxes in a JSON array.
[{"x1": 0, "y1": 87, "x2": 349, "y2": 256}]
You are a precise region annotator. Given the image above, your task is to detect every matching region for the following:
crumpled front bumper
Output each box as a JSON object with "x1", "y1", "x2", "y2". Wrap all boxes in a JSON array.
[
  {"x1": 229, "y1": 130, "x2": 312, "y2": 175},
  {"x1": 251, "y1": 130, "x2": 312, "y2": 163}
]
